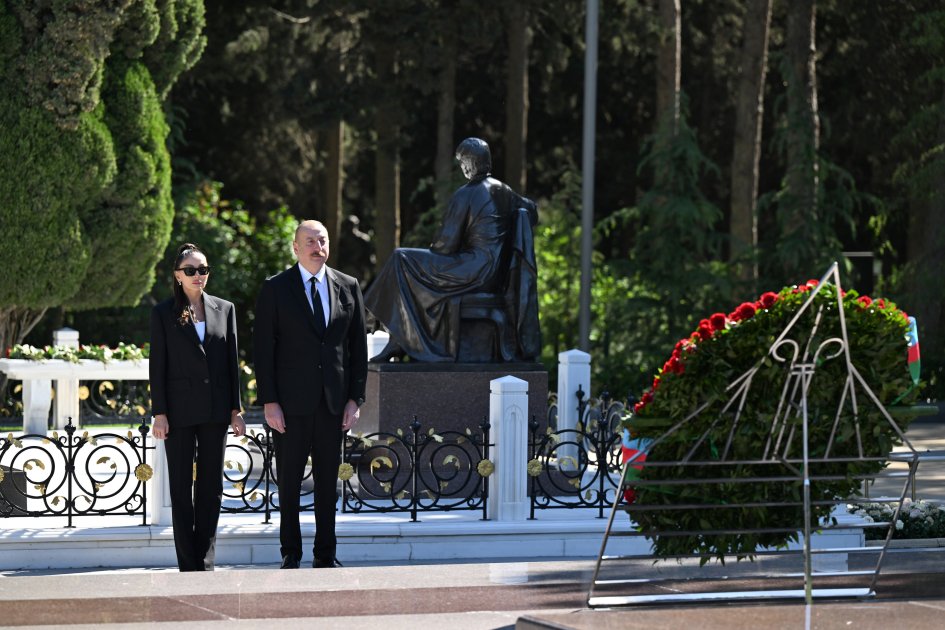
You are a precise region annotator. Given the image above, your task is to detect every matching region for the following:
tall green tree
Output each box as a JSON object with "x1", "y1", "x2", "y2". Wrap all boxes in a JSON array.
[
  {"x1": 729, "y1": 0, "x2": 772, "y2": 287},
  {"x1": 0, "y1": 0, "x2": 205, "y2": 360},
  {"x1": 893, "y1": 8, "x2": 945, "y2": 394},
  {"x1": 778, "y1": 0, "x2": 821, "y2": 279}
]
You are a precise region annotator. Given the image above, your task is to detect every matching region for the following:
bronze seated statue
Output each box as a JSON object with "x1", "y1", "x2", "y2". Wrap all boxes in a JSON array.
[{"x1": 364, "y1": 137, "x2": 540, "y2": 363}]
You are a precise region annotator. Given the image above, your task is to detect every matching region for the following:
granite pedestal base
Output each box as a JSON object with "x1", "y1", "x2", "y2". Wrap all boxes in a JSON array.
[{"x1": 359, "y1": 363, "x2": 548, "y2": 436}]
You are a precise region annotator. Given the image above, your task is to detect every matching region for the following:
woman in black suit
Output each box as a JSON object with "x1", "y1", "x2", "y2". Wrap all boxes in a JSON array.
[{"x1": 149, "y1": 243, "x2": 245, "y2": 571}]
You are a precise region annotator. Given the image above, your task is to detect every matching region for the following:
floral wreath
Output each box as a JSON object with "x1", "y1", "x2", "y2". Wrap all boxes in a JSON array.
[{"x1": 622, "y1": 279, "x2": 920, "y2": 561}]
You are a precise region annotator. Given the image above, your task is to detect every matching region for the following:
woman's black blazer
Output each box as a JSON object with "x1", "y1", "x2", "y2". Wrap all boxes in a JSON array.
[{"x1": 149, "y1": 294, "x2": 242, "y2": 427}]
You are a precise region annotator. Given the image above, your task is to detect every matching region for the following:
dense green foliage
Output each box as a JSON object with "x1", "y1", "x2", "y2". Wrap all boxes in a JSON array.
[
  {"x1": 40, "y1": 181, "x2": 298, "y2": 356},
  {"x1": 627, "y1": 281, "x2": 919, "y2": 562},
  {"x1": 7, "y1": 1, "x2": 943, "y2": 405},
  {"x1": 0, "y1": 1, "x2": 205, "y2": 315},
  {"x1": 156, "y1": 181, "x2": 298, "y2": 346}
]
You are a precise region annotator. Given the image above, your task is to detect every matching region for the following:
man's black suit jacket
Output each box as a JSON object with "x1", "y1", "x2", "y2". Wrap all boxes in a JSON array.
[
  {"x1": 149, "y1": 294, "x2": 242, "y2": 427},
  {"x1": 253, "y1": 264, "x2": 368, "y2": 417}
]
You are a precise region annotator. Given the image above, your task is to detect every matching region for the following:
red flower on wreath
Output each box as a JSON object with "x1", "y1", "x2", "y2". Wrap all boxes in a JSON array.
[
  {"x1": 758, "y1": 292, "x2": 778, "y2": 309},
  {"x1": 697, "y1": 318, "x2": 714, "y2": 340},
  {"x1": 857, "y1": 295, "x2": 872, "y2": 308},
  {"x1": 730, "y1": 302, "x2": 757, "y2": 322},
  {"x1": 710, "y1": 313, "x2": 727, "y2": 331}
]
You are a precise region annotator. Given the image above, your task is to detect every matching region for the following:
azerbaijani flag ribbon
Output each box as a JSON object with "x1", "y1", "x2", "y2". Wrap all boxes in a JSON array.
[
  {"x1": 621, "y1": 427, "x2": 651, "y2": 504},
  {"x1": 907, "y1": 316, "x2": 921, "y2": 385}
]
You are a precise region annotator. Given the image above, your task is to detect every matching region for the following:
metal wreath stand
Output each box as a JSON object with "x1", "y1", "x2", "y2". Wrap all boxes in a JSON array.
[{"x1": 588, "y1": 262, "x2": 922, "y2": 608}]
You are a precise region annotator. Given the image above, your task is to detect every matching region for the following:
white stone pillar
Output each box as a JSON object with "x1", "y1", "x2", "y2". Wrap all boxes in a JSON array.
[
  {"x1": 556, "y1": 349, "x2": 591, "y2": 470},
  {"x1": 52, "y1": 328, "x2": 80, "y2": 430},
  {"x1": 21, "y1": 379, "x2": 52, "y2": 435},
  {"x1": 149, "y1": 439, "x2": 174, "y2": 525},
  {"x1": 367, "y1": 330, "x2": 390, "y2": 360},
  {"x1": 487, "y1": 375, "x2": 529, "y2": 521},
  {"x1": 808, "y1": 503, "x2": 867, "y2": 573}
]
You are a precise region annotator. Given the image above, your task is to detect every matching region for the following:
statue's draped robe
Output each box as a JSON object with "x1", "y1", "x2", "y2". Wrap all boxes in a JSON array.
[{"x1": 365, "y1": 175, "x2": 537, "y2": 362}]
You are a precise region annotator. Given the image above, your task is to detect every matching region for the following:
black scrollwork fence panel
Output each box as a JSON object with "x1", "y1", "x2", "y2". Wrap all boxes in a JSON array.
[
  {"x1": 529, "y1": 389, "x2": 627, "y2": 518},
  {"x1": 2, "y1": 414, "x2": 492, "y2": 526},
  {"x1": 0, "y1": 419, "x2": 152, "y2": 527},
  {"x1": 220, "y1": 424, "x2": 315, "y2": 522},
  {"x1": 341, "y1": 416, "x2": 491, "y2": 522},
  {"x1": 79, "y1": 380, "x2": 150, "y2": 425}
]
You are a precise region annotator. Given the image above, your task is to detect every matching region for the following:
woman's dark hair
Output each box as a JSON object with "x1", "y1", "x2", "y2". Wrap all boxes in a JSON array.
[{"x1": 172, "y1": 243, "x2": 204, "y2": 325}]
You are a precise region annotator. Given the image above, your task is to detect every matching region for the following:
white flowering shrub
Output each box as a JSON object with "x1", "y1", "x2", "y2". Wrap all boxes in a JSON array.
[{"x1": 848, "y1": 500, "x2": 945, "y2": 540}]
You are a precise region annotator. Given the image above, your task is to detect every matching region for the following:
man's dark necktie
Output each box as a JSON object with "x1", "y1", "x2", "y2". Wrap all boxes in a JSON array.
[{"x1": 310, "y1": 277, "x2": 327, "y2": 335}]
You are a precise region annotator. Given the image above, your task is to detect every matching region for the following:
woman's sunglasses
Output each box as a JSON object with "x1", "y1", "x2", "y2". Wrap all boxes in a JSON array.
[{"x1": 176, "y1": 266, "x2": 210, "y2": 277}]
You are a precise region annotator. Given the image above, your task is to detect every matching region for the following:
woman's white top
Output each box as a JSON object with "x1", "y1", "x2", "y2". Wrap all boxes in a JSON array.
[{"x1": 194, "y1": 321, "x2": 206, "y2": 343}]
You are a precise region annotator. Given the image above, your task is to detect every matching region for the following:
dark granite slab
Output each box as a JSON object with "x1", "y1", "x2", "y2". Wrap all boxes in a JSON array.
[{"x1": 359, "y1": 362, "x2": 549, "y2": 437}]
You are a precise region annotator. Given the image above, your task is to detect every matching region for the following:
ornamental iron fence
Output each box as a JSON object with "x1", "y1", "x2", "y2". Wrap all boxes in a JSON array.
[
  {"x1": 529, "y1": 388, "x2": 628, "y2": 518},
  {"x1": 79, "y1": 380, "x2": 150, "y2": 425},
  {"x1": 2, "y1": 414, "x2": 492, "y2": 525},
  {"x1": 3, "y1": 381, "x2": 621, "y2": 524},
  {"x1": 341, "y1": 416, "x2": 491, "y2": 522},
  {"x1": 219, "y1": 416, "x2": 492, "y2": 523},
  {"x1": 0, "y1": 419, "x2": 152, "y2": 527}
]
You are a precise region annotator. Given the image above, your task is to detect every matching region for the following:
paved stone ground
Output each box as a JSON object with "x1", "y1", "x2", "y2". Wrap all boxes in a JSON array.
[
  {"x1": 867, "y1": 415, "x2": 945, "y2": 502},
  {"x1": 0, "y1": 554, "x2": 944, "y2": 629}
]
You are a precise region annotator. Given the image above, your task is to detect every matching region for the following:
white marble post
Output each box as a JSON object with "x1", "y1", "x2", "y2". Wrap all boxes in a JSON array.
[
  {"x1": 556, "y1": 349, "x2": 591, "y2": 470},
  {"x1": 367, "y1": 331, "x2": 390, "y2": 360},
  {"x1": 807, "y1": 504, "x2": 867, "y2": 572},
  {"x1": 149, "y1": 439, "x2": 174, "y2": 525},
  {"x1": 52, "y1": 328, "x2": 80, "y2": 429},
  {"x1": 21, "y1": 379, "x2": 52, "y2": 435},
  {"x1": 487, "y1": 375, "x2": 529, "y2": 521}
]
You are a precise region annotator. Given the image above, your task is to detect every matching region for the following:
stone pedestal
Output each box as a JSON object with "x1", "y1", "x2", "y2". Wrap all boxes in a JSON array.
[{"x1": 360, "y1": 362, "x2": 548, "y2": 436}]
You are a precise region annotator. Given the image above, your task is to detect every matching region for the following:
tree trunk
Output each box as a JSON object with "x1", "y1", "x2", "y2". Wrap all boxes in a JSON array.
[
  {"x1": 905, "y1": 86, "x2": 945, "y2": 364},
  {"x1": 505, "y1": 1, "x2": 531, "y2": 192},
  {"x1": 0, "y1": 306, "x2": 47, "y2": 397},
  {"x1": 323, "y1": 120, "x2": 344, "y2": 244},
  {"x1": 373, "y1": 41, "x2": 400, "y2": 271},
  {"x1": 656, "y1": 0, "x2": 681, "y2": 135},
  {"x1": 784, "y1": 0, "x2": 819, "y2": 252},
  {"x1": 435, "y1": 52, "x2": 457, "y2": 210},
  {"x1": 729, "y1": 0, "x2": 772, "y2": 287}
]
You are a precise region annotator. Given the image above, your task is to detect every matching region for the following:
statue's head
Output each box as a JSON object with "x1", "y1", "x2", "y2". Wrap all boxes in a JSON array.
[{"x1": 455, "y1": 137, "x2": 492, "y2": 181}]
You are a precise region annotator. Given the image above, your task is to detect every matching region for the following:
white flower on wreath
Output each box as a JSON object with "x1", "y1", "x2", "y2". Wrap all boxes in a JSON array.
[
  {"x1": 862, "y1": 515, "x2": 874, "y2": 523},
  {"x1": 895, "y1": 520, "x2": 904, "y2": 531}
]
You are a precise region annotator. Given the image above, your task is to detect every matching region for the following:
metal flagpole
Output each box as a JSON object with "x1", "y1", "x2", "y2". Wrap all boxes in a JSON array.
[{"x1": 579, "y1": 0, "x2": 598, "y2": 352}]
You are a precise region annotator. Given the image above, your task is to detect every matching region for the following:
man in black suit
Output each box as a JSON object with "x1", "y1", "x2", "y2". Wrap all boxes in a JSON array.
[{"x1": 254, "y1": 220, "x2": 368, "y2": 569}]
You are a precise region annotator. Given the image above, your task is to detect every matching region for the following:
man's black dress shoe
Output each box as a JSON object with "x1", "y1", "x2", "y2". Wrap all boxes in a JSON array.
[
  {"x1": 280, "y1": 555, "x2": 301, "y2": 569},
  {"x1": 313, "y1": 557, "x2": 343, "y2": 568}
]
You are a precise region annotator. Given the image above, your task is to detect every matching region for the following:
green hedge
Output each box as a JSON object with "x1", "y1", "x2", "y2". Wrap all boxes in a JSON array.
[{"x1": 0, "y1": 1, "x2": 205, "y2": 316}]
